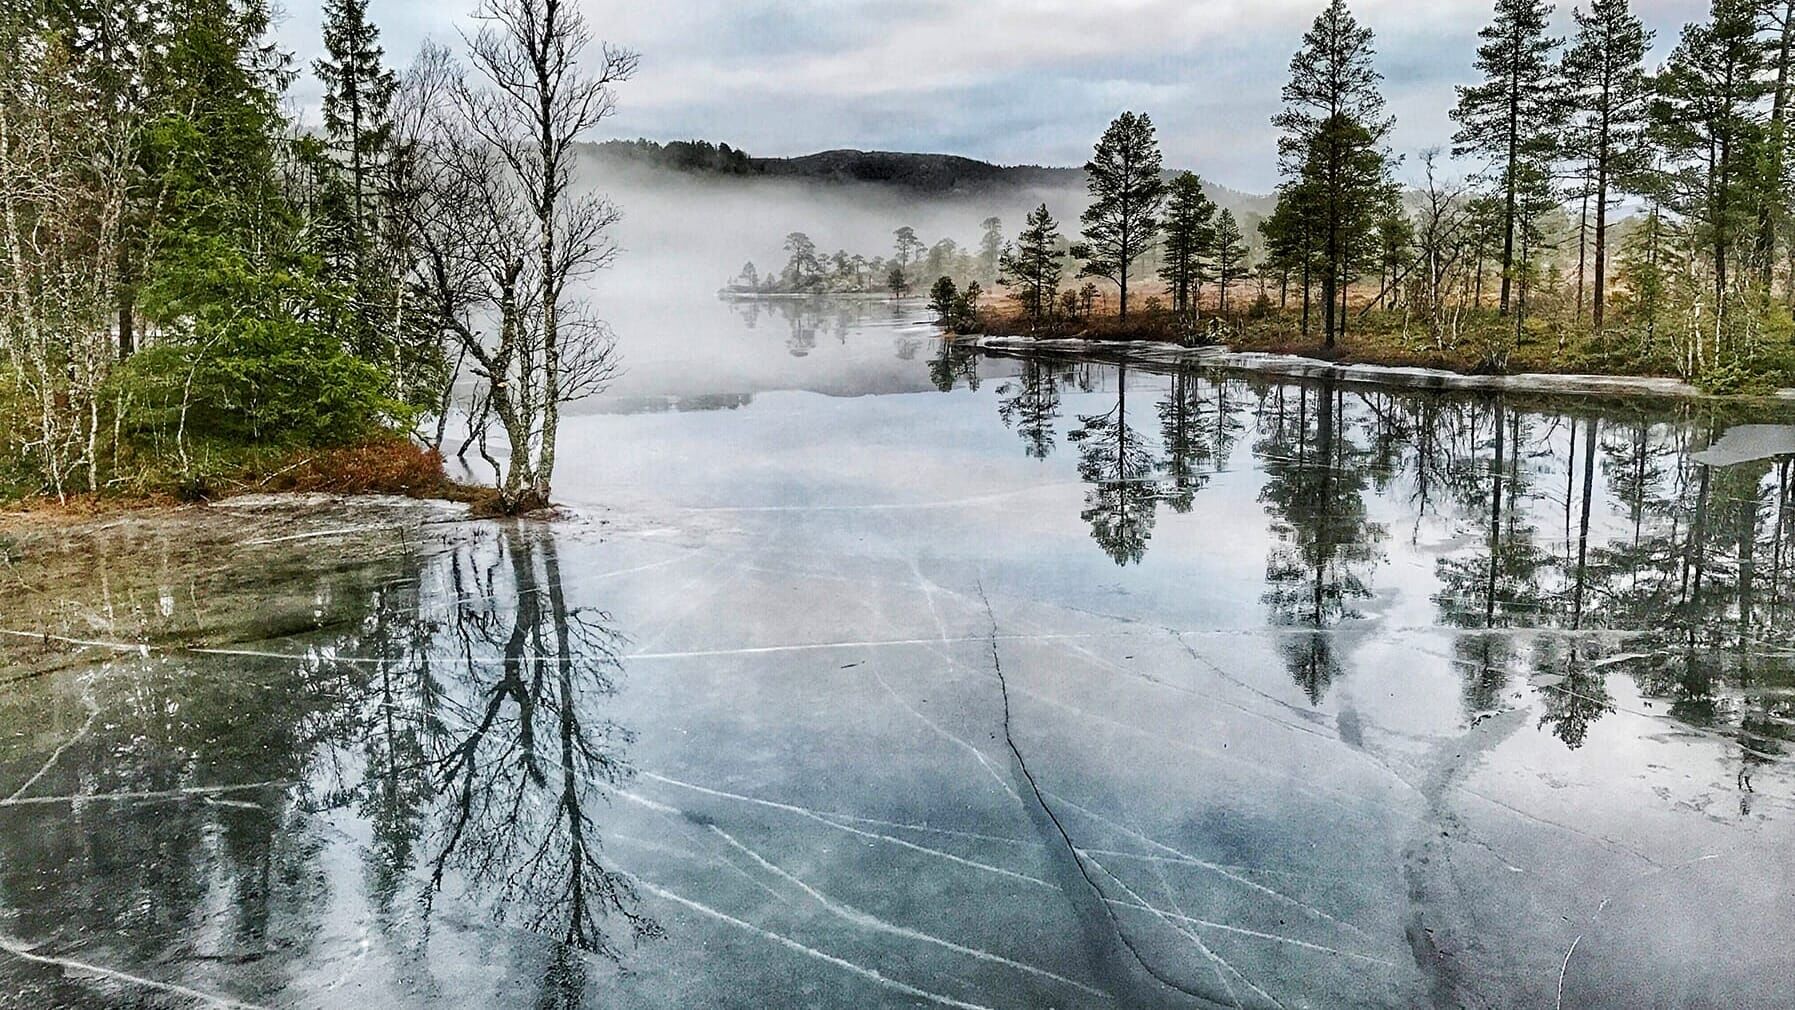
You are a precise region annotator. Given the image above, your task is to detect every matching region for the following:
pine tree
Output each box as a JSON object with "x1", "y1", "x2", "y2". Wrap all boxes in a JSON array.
[
  {"x1": 1157, "y1": 173, "x2": 1216, "y2": 315},
  {"x1": 928, "y1": 275, "x2": 959, "y2": 322},
  {"x1": 1273, "y1": 0, "x2": 1395, "y2": 348},
  {"x1": 893, "y1": 226, "x2": 924, "y2": 280},
  {"x1": 1212, "y1": 209, "x2": 1249, "y2": 313},
  {"x1": 1374, "y1": 210, "x2": 1413, "y2": 310},
  {"x1": 1618, "y1": 202, "x2": 1683, "y2": 353},
  {"x1": 999, "y1": 203, "x2": 1065, "y2": 327},
  {"x1": 1653, "y1": 0, "x2": 1768, "y2": 316},
  {"x1": 1562, "y1": 0, "x2": 1652, "y2": 328},
  {"x1": 1451, "y1": 0, "x2": 1566, "y2": 317},
  {"x1": 1073, "y1": 111, "x2": 1165, "y2": 321},
  {"x1": 1259, "y1": 183, "x2": 1314, "y2": 320},
  {"x1": 1761, "y1": 0, "x2": 1795, "y2": 292},
  {"x1": 978, "y1": 216, "x2": 1003, "y2": 283}
]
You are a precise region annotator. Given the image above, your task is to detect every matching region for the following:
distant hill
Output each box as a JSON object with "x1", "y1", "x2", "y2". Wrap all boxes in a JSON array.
[
  {"x1": 749, "y1": 148, "x2": 1078, "y2": 192},
  {"x1": 586, "y1": 138, "x2": 1274, "y2": 217}
]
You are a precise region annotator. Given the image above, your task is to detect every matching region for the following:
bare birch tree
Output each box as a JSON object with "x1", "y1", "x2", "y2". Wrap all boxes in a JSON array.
[{"x1": 459, "y1": 0, "x2": 633, "y2": 510}]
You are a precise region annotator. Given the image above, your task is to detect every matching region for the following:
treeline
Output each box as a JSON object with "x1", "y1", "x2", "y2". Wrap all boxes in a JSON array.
[
  {"x1": 593, "y1": 138, "x2": 756, "y2": 174},
  {"x1": 981, "y1": 0, "x2": 1795, "y2": 392},
  {"x1": 726, "y1": 222, "x2": 1012, "y2": 297},
  {"x1": 0, "y1": 0, "x2": 634, "y2": 508}
]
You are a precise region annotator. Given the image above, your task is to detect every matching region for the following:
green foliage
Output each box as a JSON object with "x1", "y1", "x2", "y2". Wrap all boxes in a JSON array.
[
  {"x1": 1273, "y1": 0, "x2": 1396, "y2": 346},
  {"x1": 1159, "y1": 172, "x2": 1217, "y2": 315},
  {"x1": 1074, "y1": 111, "x2": 1165, "y2": 320},
  {"x1": 117, "y1": 316, "x2": 400, "y2": 451},
  {"x1": 1452, "y1": 0, "x2": 1565, "y2": 315},
  {"x1": 954, "y1": 281, "x2": 983, "y2": 332},
  {"x1": 1212, "y1": 209, "x2": 1250, "y2": 312},
  {"x1": 0, "y1": 0, "x2": 419, "y2": 499},
  {"x1": 999, "y1": 204, "x2": 1065, "y2": 326},
  {"x1": 928, "y1": 275, "x2": 960, "y2": 321}
]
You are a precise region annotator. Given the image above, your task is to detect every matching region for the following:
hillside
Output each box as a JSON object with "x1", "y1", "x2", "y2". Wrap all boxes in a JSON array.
[{"x1": 586, "y1": 138, "x2": 1274, "y2": 216}]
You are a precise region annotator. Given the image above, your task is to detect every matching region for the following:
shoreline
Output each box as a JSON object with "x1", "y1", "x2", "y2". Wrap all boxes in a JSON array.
[
  {"x1": 950, "y1": 332, "x2": 1795, "y2": 402},
  {"x1": 717, "y1": 291, "x2": 911, "y2": 302},
  {"x1": 0, "y1": 437, "x2": 490, "y2": 517}
]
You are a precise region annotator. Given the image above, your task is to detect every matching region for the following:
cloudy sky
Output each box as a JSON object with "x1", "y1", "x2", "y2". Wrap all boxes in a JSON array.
[{"x1": 275, "y1": 0, "x2": 1703, "y2": 194}]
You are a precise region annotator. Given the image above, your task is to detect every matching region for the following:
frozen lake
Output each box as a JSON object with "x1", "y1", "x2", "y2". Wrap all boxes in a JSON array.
[{"x1": 3, "y1": 301, "x2": 1794, "y2": 1008}]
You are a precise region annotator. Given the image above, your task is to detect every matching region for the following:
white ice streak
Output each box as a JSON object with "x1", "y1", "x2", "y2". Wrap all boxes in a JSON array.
[
  {"x1": 635, "y1": 772, "x2": 1054, "y2": 888},
  {"x1": 1049, "y1": 793, "x2": 1381, "y2": 950},
  {"x1": 626, "y1": 874, "x2": 1001, "y2": 1010},
  {"x1": 0, "y1": 781, "x2": 291, "y2": 808},
  {"x1": 0, "y1": 934, "x2": 272, "y2": 1009},
  {"x1": 625, "y1": 630, "x2": 1136, "y2": 661},
  {"x1": 708, "y1": 824, "x2": 1108, "y2": 999},
  {"x1": 4, "y1": 706, "x2": 99, "y2": 803}
]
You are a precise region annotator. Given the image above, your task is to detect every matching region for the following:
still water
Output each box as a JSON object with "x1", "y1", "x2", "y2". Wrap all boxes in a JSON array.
[{"x1": 3, "y1": 300, "x2": 1794, "y2": 1009}]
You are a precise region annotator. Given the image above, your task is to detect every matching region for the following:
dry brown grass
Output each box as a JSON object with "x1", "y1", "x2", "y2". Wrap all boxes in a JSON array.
[
  {"x1": 1, "y1": 436, "x2": 486, "y2": 514},
  {"x1": 257, "y1": 438, "x2": 480, "y2": 501}
]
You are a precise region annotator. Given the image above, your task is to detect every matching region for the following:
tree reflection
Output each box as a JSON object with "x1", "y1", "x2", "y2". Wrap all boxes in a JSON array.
[
  {"x1": 1256, "y1": 376, "x2": 1386, "y2": 702},
  {"x1": 1533, "y1": 637, "x2": 1611, "y2": 750},
  {"x1": 724, "y1": 296, "x2": 876, "y2": 358},
  {"x1": 375, "y1": 526, "x2": 658, "y2": 962},
  {"x1": 1069, "y1": 364, "x2": 1162, "y2": 564},
  {"x1": 1433, "y1": 397, "x2": 1555, "y2": 630},
  {"x1": 996, "y1": 358, "x2": 1064, "y2": 459},
  {"x1": 1154, "y1": 369, "x2": 1241, "y2": 513},
  {"x1": 967, "y1": 349, "x2": 1795, "y2": 753},
  {"x1": 0, "y1": 522, "x2": 654, "y2": 1006},
  {"x1": 928, "y1": 338, "x2": 981, "y2": 391}
]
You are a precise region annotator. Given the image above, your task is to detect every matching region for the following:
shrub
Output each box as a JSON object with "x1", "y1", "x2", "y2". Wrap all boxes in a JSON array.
[{"x1": 115, "y1": 320, "x2": 404, "y2": 455}]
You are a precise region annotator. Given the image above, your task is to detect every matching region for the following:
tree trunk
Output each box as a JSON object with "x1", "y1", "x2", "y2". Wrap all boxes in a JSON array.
[{"x1": 1592, "y1": 155, "x2": 1609, "y2": 329}]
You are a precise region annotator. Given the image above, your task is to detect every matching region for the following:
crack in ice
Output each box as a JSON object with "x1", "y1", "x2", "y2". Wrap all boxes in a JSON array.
[
  {"x1": 0, "y1": 934, "x2": 271, "y2": 1009},
  {"x1": 625, "y1": 874, "x2": 1001, "y2": 1010},
  {"x1": 707, "y1": 824, "x2": 1108, "y2": 999}
]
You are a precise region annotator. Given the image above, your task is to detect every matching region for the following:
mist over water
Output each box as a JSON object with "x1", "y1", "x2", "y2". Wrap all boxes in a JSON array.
[{"x1": 578, "y1": 158, "x2": 1080, "y2": 401}]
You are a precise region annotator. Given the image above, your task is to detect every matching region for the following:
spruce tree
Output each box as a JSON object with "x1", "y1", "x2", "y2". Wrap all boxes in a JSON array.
[
  {"x1": 315, "y1": 0, "x2": 396, "y2": 249},
  {"x1": 1562, "y1": 0, "x2": 1652, "y2": 328},
  {"x1": 1157, "y1": 173, "x2": 1216, "y2": 315},
  {"x1": 1073, "y1": 111, "x2": 1165, "y2": 321},
  {"x1": 1761, "y1": 0, "x2": 1795, "y2": 289},
  {"x1": 1451, "y1": 0, "x2": 1566, "y2": 316},
  {"x1": 1212, "y1": 209, "x2": 1249, "y2": 314},
  {"x1": 999, "y1": 204, "x2": 1065, "y2": 327}
]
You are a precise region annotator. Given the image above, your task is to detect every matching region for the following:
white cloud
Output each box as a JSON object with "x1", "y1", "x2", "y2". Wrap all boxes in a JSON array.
[{"x1": 277, "y1": 0, "x2": 1711, "y2": 192}]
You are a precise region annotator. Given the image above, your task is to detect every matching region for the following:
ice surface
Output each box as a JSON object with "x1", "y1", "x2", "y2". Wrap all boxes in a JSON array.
[{"x1": 3, "y1": 319, "x2": 1794, "y2": 1009}]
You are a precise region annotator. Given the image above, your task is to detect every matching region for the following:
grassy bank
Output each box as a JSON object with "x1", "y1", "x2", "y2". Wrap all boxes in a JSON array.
[
  {"x1": 965, "y1": 299, "x2": 1795, "y2": 393},
  {"x1": 1, "y1": 436, "x2": 486, "y2": 515}
]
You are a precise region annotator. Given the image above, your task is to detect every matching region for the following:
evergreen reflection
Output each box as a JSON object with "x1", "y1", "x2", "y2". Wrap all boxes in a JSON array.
[
  {"x1": 996, "y1": 358, "x2": 1066, "y2": 459},
  {"x1": 1255, "y1": 376, "x2": 1387, "y2": 702},
  {"x1": 1069, "y1": 364, "x2": 1162, "y2": 565},
  {"x1": 973, "y1": 349, "x2": 1795, "y2": 757}
]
